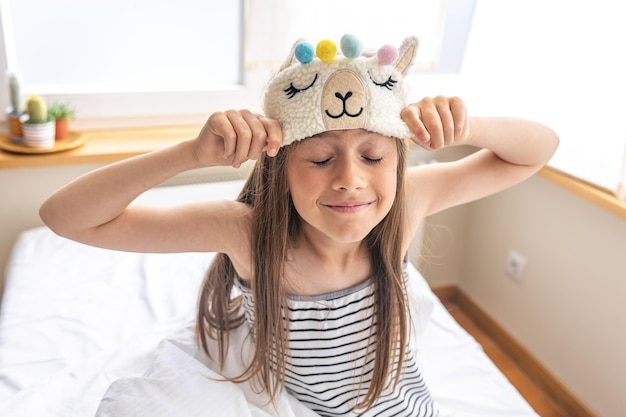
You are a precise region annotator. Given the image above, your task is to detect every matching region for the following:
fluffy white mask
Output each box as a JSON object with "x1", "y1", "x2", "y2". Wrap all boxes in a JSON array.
[{"x1": 264, "y1": 35, "x2": 419, "y2": 146}]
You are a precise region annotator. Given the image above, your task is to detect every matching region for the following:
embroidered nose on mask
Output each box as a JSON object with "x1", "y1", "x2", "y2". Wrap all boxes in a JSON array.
[
  {"x1": 326, "y1": 92, "x2": 363, "y2": 119},
  {"x1": 323, "y1": 70, "x2": 367, "y2": 130}
]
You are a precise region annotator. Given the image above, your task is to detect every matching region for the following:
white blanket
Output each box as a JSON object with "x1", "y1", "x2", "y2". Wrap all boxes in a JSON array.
[
  {"x1": 95, "y1": 267, "x2": 437, "y2": 417},
  {"x1": 93, "y1": 264, "x2": 536, "y2": 417},
  {"x1": 96, "y1": 323, "x2": 318, "y2": 417}
]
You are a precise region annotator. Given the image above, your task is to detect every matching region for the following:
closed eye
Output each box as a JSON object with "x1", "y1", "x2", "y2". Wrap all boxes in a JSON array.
[
  {"x1": 284, "y1": 74, "x2": 318, "y2": 99},
  {"x1": 313, "y1": 156, "x2": 382, "y2": 165},
  {"x1": 312, "y1": 157, "x2": 332, "y2": 166},
  {"x1": 364, "y1": 157, "x2": 383, "y2": 164},
  {"x1": 369, "y1": 74, "x2": 397, "y2": 90}
]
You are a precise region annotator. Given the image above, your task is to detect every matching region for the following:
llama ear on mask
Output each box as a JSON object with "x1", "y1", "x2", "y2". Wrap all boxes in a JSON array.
[{"x1": 394, "y1": 37, "x2": 419, "y2": 76}]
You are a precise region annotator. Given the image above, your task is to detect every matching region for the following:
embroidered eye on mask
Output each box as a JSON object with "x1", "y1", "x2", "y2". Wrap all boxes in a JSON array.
[{"x1": 264, "y1": 34, "x2": 419, "y2": 146}]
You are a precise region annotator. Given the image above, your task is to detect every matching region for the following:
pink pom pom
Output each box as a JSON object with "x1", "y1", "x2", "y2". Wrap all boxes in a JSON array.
[{"x1": 377, "y1": 45, "x2": 398, "y2": 66}]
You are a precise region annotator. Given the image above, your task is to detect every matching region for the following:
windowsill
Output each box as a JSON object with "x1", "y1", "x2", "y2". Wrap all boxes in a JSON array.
[
  {"x1": 539, "y1": 166, "x2": 626, "y2": 221},
  {"x1": 1, "y1": 126, "x2": 625, "y2": 221},
  {"x1": 0, "y1": 126, "x2": 201, "y2": 169}
]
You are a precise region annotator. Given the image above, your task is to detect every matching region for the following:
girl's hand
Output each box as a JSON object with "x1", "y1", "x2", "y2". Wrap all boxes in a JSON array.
[
  {"x1": 401, "y1": 96, "x2": 470, "y2": 150},
  {"x1": 193, "y1": 109, "x2": 283, "y2": 168}
]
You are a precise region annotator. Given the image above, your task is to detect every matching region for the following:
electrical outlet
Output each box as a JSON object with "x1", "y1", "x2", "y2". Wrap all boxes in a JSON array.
[{"x1": 506, "y1": 249, "x2": 527, "y2": 282}]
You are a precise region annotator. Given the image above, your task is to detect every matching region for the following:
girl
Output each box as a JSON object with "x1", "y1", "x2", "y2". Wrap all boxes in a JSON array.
[{"x1": 40, "y1": 36, "x2": 558, "y2": 416}]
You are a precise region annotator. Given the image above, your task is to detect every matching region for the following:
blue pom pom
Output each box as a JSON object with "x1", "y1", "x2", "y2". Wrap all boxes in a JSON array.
[
  {"x1": 340, "y1": 34, "x2": 363, "y2": 59},
  {"x1": 294, "y1": 42, "x2": 314, "y2": 64}
]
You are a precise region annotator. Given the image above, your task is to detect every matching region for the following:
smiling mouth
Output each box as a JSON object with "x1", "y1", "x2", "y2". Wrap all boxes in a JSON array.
[{"x1": 323, "y1": 202, "x2": 373, "y2": 213}]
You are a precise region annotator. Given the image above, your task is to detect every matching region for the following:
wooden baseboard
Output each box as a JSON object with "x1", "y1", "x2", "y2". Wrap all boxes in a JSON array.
[
  {"x1": 433, "y1": 286, "x2": 599, "y2": 417},
  {"x1": 430, "y1": 284, "x2": 457, "y2": 304}
]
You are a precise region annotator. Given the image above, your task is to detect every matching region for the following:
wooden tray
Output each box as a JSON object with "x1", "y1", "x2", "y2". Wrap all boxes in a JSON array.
[{"x1": 0, "y1": 131, "x2": 86, "y2": 154}]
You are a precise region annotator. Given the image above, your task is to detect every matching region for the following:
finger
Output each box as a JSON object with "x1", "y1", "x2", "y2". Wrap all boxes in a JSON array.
[
  {"x1": 434, "y1": 96, "x2": 455, "y2": 147},
  {"x1": 419, "y1": 99, "x2": 444, "y2": 149},
  {"x1": 225, "y1": 109, "x2": 252, "y2": 167},
  {"x1": 260, "y1": 116, "x2": 283, "y2": 157},
  {"x1": 447, "y1": 96, "x2": 466, "y2": 139},
  {"x1": 400, "y1": 105, "x2": 430, "y2": 144},
  {"x1": 459, "y1": 113, "x2": 471, "y2": 141},
  {"x1": 207, "y1": 112, "x2": 236, "y2": 160},
  {"x1": 241, "y1": 111, "x2": 269, "y2": 160}
]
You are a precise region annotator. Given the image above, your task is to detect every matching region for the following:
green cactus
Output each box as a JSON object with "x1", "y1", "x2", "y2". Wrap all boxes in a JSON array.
[
  {"x1": 8, "y1": 73, "x2": 21, "y2": 113},
  {"x1": 26, "y1": 95, "x2": 49, "y2": 123}
]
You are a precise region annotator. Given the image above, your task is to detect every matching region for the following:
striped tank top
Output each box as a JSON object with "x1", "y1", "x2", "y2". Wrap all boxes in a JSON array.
[{"x1": 237, "y1": 276, "x2": 438, "y2": 417}]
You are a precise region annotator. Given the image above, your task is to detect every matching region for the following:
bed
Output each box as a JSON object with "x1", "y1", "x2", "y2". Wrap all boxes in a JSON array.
[{"x1": 0, "y1": 178, "x2": 539, "y2": 417}]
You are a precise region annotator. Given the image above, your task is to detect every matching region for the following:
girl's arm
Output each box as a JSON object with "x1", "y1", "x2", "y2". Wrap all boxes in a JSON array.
[
  {"x1": 39, "y1": 110, "x2": 282, "y2": 253},
  {"x1": 402, "y1": 96, "x2": 559, "y2": 237}
]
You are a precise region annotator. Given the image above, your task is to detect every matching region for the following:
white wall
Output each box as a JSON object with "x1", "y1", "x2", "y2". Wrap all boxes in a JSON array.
[
  {"x1": 461, "y1": 176, "x2": 625, "y2": 417},
  {"x1": 418, "y1": 175, "x2": 626, "y2": 417}
]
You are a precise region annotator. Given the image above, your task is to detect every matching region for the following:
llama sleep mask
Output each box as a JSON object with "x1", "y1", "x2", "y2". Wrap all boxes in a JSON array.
[{"x1": 264, "y1": 35, "x2": 419, "y2": 146}]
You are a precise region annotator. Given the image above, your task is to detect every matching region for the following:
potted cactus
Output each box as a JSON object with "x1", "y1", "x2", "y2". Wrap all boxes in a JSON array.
[
  {"x1": 49, "y1": 101, "x2": 75, "y2": 140},
  {"x1": 5, "y1": 73, "x2": 23, "y2": 142},
  {"x1": 20, "y1": 95, "x2": 56, "y2": 149}
]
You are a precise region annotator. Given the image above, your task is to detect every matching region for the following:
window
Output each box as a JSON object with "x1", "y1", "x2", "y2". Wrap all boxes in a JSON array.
[
  {"x1": 459, "y1": 0, "x2": 626, "y2": 194},
  {"x1": 0, "y1": 0, "x2": 464, "y2": 127},
  {"x1": 8, "y1": 0, "x2": 241, "y2": 91},
  {"x1": 0, "y1": 0, "x2": 246, "y2": 124}
]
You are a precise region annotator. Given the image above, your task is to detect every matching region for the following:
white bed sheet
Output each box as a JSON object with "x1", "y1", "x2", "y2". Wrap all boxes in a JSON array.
[{"x1": 0, "y1": 179, "x2": 538, "y2": 417}]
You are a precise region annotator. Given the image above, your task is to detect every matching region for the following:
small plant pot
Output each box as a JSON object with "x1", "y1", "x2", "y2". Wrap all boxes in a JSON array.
[
  {"x1": 55, "y1": 118, "x2": 69, "y2": 140},
  {"x1": 5, "y1": 109, "x2": 23, "y2": 143},
  {"x1": 21, "y1": 116, "x2": 56, "y2": 150}
]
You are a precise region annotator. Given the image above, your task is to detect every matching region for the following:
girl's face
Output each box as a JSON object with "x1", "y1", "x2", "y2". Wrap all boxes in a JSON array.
[{"x1": 286, "y1": 129, "x2": 399, "y2": 246}]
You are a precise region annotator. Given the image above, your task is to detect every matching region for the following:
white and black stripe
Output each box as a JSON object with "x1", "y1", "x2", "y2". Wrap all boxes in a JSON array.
[{"x1": 237, "y1": 278, "x2": 438, "y2": 416}]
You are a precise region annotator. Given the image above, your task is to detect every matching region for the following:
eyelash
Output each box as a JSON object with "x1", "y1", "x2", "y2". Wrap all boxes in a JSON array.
[
  {"x1": 312, "y1": 158, "x2": 331, "y2": 166},
  {"x1": 312, "y1": 157, "x2": 383, "y2": 166},
  {"x1": 365, "y1": 157, "x2": 383, "y2": 164},
  {"x1": 284, "y1": 74, "x2": 318, "y2": 98},
  {"x1": 370, "y1": 75, "x2": 397, "y2": 90}
]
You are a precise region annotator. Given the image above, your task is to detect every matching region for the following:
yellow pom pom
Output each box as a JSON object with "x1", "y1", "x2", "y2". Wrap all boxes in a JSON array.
[{"x1": 316, "y1": 39, "x2": 337, "y2": 62}]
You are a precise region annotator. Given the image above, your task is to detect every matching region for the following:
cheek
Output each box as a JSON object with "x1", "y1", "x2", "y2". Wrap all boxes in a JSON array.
[
  {"x1": 286, "y1": 162, "x2": 316, "y2": 209},
  {"x1": 381, "y1": 172, "x2": 398, "y2": 205},
  {"x1": 290, "y1": 170, "x2": 318, "y2": 191},
  {"x1": 289, "y1": 175, "x2": 324, "y2": 217},
  {"x1": 376, "y1": 163, "x2": 399, "y2": 209}
]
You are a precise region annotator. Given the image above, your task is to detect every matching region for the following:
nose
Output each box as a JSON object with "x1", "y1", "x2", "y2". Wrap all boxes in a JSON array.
[
  {"x1": 332, "y1": 155, "x2": 366, "y2": 191},
  {"x1": 335, "y1": 91, "x2": 352, "y2": 102}
]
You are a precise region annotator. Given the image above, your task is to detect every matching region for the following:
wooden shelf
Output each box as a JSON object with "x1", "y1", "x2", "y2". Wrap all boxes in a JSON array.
[{"x1": 0, "y1": 125, "x2": 201, "y2": 169}]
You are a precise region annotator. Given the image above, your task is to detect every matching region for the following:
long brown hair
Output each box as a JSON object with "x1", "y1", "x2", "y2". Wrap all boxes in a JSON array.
[{"x1": 195, "y1": 138, "x2": 410, "y2": 410}]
